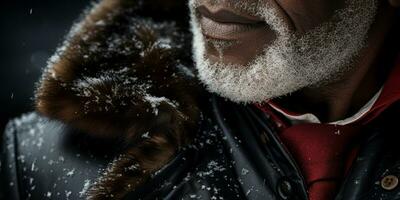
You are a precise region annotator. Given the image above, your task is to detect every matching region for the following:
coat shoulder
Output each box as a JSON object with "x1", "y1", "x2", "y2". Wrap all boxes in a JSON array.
[
  {"x1": 1, "y1": 112, "x2": 113, "y2": 200},
  {"x1": 1, "y1": 110, "x2": 240, "y2": 200}
]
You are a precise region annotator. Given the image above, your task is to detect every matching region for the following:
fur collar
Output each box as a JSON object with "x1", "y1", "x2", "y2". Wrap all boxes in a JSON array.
[{"x1": 35, "y1": 0, "x2": 202, "y2": 199}]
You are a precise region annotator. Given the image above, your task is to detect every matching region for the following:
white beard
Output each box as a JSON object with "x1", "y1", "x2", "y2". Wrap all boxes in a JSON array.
[{"x1": 189, "y1": 0, "x2": 378, "y2": 104}]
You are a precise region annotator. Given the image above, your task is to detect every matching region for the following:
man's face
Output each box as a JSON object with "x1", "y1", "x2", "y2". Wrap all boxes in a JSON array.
[{"x1": 189, "y1": 0, "x2": 378, "y2": 103}]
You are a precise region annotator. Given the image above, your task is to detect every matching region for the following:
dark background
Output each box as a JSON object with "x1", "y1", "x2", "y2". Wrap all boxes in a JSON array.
[{"x1": 0, "y1": 1, "x2": 91, "y2": 133}]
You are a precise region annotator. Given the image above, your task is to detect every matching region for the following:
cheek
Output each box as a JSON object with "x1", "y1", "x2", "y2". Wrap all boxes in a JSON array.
[{"x1": 275, "y1": 0, "x2": 346, "y2": 33}]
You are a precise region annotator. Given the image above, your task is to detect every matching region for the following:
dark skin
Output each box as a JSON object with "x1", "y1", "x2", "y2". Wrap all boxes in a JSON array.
[
  {"x1": 275, "y1": 1, "x2": 399, "y2": 122},
  {"x1": 197, "y1": 0, "x2": 400, "y2": 122}
]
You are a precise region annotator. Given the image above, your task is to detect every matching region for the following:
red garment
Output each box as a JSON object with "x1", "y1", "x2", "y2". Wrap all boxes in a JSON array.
[{"x1": 255, "y1": 55, "x2": 400, "y2": 200}]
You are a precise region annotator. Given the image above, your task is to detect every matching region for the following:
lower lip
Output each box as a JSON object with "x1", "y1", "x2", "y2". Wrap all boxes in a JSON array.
[{"x1": 199, "y1": 16, "x2": 265, "y2": 40}]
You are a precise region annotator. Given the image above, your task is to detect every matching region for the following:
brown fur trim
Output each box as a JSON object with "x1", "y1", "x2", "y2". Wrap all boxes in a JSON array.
[{"x1": 35, "y1": 0, "x2": 201, "y2": 199}]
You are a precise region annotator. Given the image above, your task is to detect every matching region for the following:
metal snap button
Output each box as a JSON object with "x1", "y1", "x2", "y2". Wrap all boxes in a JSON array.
[
  {"x1": 381, "y1": 175, "x2": 399, "y2": 191},
  {"x1": 277, "y1": 178, "x2": 293, "y2": 200}
]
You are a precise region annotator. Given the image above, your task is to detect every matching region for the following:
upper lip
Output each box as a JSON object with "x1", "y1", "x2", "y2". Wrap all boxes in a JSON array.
[{"x1": 196, "y1": 5, "x2": 263, "y2": 25}]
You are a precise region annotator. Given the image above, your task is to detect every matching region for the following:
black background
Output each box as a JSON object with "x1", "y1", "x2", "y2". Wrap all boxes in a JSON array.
[{"x1": 0, "y1": 1, "x2": 90, "y2": 133}]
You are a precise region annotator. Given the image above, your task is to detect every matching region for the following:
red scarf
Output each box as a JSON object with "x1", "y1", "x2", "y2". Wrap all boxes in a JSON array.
[{"x1": 255, "y1": 55, "x2": 400, "y2": 200}]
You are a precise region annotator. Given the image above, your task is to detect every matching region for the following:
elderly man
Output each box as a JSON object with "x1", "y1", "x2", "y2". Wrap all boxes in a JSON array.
[{"x1": 1, "y1": 0, "x2": 400, "y2": 199}]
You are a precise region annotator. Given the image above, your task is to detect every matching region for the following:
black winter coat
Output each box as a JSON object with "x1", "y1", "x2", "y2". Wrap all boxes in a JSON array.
[
  {"x1": 1, "y1": 0, "x2": 400, "y2": 199},
  {"x1": 2, "y1": 96, "x2": 400, "y2": 200}
]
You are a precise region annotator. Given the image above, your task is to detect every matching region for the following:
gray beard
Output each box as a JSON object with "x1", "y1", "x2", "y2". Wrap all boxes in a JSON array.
[{"x1": 189, "y1": 0, "x2": 378, "y2": 104}]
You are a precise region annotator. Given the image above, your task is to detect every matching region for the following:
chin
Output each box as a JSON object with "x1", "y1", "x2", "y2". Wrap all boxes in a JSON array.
[{"x1": 191, "y1": 14, "x2": 303, "y2": 104}]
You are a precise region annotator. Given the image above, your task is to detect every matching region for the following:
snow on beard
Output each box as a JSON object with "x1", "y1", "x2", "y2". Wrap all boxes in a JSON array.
[{"x1": 189, "y1": 0, "x2": 378, "y2": 104}]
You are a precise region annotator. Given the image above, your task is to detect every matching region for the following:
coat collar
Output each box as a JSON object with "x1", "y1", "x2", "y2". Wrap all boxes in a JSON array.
[{"x1": 34, "y1": 1, "x2": 202, "y2": 199}]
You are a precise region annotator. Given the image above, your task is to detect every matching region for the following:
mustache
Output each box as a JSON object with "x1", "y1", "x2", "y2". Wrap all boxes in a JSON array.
[{"x1": 190, "y1": 0, "x2": 263, "y2": 17}]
